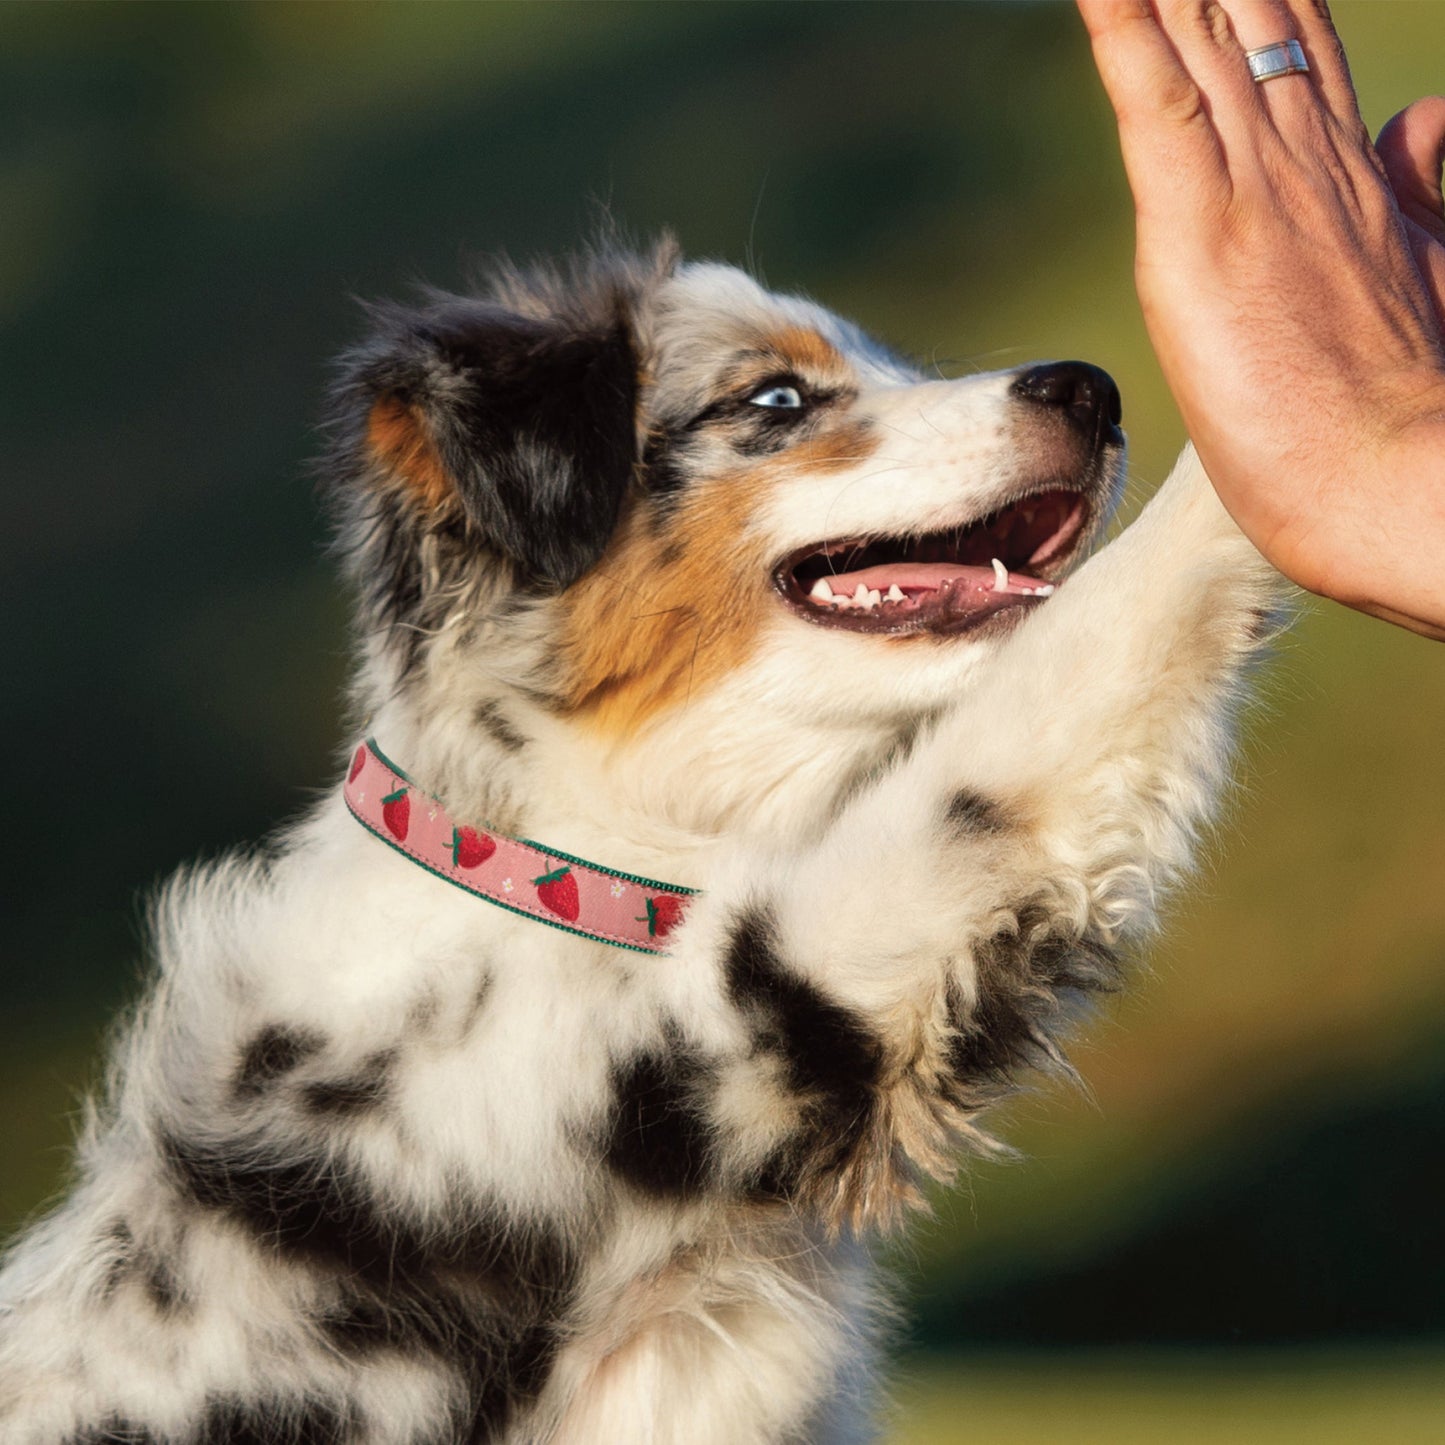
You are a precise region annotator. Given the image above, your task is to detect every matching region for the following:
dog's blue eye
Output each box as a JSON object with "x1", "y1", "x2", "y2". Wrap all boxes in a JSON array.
[{"x1": 749, "y1": 384, "x2": 804, "y2": 410}]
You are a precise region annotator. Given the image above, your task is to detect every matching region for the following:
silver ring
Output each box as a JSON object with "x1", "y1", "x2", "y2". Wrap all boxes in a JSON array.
[{"x1": 1246, "y1": 39, "x2": 1310, "y2": 83}]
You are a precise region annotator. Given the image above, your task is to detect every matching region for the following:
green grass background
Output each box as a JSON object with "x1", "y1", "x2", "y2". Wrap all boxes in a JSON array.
[{"x1": 3, "y1": 2, "x2": 1444, "y2": 1438}]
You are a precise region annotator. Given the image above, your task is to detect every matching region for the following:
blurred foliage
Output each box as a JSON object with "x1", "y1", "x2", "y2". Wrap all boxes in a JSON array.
[
  {"x1": 3, "y1": 1, "x2": 1444, "y2": 1435},
  {"x1": 887, "y1": 1348, "x2": 1445, "y2": 1444}
]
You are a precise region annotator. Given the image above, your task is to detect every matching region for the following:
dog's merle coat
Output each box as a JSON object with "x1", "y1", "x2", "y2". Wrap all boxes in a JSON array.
[{"x1": 0, "y1": 243, "x2": 1281, "y2": 1443}]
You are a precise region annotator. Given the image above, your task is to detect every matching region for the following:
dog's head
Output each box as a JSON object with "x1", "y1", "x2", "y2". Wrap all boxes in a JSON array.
[{"x1": 326, "y1": 243, "x2": 1125, "y2": 826}]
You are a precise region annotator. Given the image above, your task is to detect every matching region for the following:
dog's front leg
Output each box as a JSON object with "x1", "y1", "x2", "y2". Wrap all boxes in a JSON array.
[
  {"x1": 668, "y1": 447, "x2": 1284, "y2": 1235},
  {"x1": 934, "y1": 441, "x2": 1287, "y2": 929}
]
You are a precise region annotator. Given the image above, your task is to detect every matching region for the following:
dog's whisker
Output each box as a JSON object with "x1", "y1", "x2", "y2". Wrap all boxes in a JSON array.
[{"x1": 868, "y1": 417, "x2": 929, "y2": 445}]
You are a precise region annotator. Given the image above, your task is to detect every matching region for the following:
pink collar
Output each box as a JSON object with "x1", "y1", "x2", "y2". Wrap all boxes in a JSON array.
[{"x1": 343, "y1": 739, "x2": 695, "y2": 954}]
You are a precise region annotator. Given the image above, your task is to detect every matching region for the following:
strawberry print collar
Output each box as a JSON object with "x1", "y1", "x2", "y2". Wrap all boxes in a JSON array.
[{"x1": 343, "y1": 739, "x2": 695, "y2": 954}]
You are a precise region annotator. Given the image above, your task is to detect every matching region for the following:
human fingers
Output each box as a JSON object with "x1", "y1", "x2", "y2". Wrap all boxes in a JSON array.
[
  {"x1": 1075, "y1": 0, "x2": 1228, "y2": 213},
  {"x1": 1377, "y1": 97, "x2": 1445, "y2": 244},
  {"x1": 1275, "y1": 0, "x2": 1364, "y2": 130},
  {"x1": 1205, "y1": 1, "x2": 1365, "y2": 137},
  {"x1": 1223, "y1": 0, "x2": 1328, "y2": 132},
  {"x1": 1149, "y1": 0, "x2": 1288, "y2": 147},
  {"x1": 1151, "y1": 2, "x2": 1355, "y2": 159}
]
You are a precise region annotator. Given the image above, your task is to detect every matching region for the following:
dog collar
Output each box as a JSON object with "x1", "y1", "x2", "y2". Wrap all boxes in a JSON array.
[{"x1": 343, "y1": 739, "x2": 696, "y2": 954}]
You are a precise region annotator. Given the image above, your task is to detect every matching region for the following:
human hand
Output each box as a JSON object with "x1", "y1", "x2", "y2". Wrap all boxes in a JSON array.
[{"x1": 1077, "y1": 0, "x2": 1445, "y2": 639}]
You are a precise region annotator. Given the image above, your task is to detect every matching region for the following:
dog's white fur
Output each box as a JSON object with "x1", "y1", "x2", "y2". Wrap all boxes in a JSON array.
[{"x1": 0, "y1": 252, "x2": 1281, "y2": 1444}]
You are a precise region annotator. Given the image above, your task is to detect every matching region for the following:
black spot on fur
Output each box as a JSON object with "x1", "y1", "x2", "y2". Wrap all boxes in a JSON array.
[
  {"x1": 63, "y1": 1421, "x2": 160, "y2": 1444},
  {"x1": 473, "y1": 699, "x2": 527, "y2": 754},
  {"x1": 137, "y1": 1244, "x2": 183, "y2": 1315},
  {"x1": 824, "y1": 715, "x2": 931, "y2": 821},
  {"x1": 320, "y1": 249, "x2": 682, "y2": 681},
  {"x1": 945, "y1": 788, "x2": 1009, "y2": 835},
  {"x1": 727, "y1": 908, "x2": 882, "y2": 1103},
  {"x1": 163, "y1": 1135, "x2": 574, "y2": 1438},
  {"x1": 604, "y1": 1031, "x2": 714, "y2": 1198},
  {"x1": 641, "y1": 424, "x2": 690, "y2": 501},
  {"x1": 318, "y1": 1279, "x2": 566, "y2": 1443},
  {"x1": 347, "y1": 485, "x2": 459, "y2": 678},
  {"x1": 467, "y1": 1318, "x2": 560, "y2": 1439},
  {"x1": 97, "y1": 1219, "x2": 134, "y2": 1299},
  {"x1": 332, "y1": 293, "x2": 640, "y2": 591},
  {"x1": 724, "y1": 908, "x2": 883, "y2": 1190},
  {"x1": 164, "y1": 1137, "x2": 369, "y2": 1274},
  {"x1": 730, "y1": 413, "x2": 803, "y2": 458},
  {"x1": 322, "y1": 1288, "x2": 559, "y2": 1442},
  {"x1": 458, "y1": 969, "x2": 494, "y2": 1039},
  {"x1": 193, "y1": 1397, "x2": 356, "y2": 1445},
  {"x1": 947, "y1": 902, "x2": 1120, "y2": 1105},
  {"x1": 301, "y1": 1049, "x2": 395, "y2": 1116},
  {"x1": 66, "y1": 1402, "x2": 354, "y2": 1445},
  {"x1": 163, "y1": 1136, "x2": 570, "y2": 1294},
  {"x1": 95, "y1": 1221, "x2": 185, "y2": 1316},
  {"x1": 233, "y1": 1025, "x2": 325, "y2": 1101}
]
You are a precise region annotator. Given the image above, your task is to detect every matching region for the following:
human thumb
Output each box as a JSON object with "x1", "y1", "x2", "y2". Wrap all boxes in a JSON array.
[{"x1": 1377, "y1": 96, "x2": 1445, "y2": 245}]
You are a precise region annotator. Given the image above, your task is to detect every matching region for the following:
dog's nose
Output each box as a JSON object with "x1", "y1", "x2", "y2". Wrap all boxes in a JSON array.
[{"x1": 1010, "y1": 361, "x2": 1123, "y2": 443}]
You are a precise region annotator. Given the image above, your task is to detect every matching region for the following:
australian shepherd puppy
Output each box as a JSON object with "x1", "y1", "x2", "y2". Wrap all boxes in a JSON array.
[{"x1": 0, "y1": 241, "x2": 1279, "y2": 1444}]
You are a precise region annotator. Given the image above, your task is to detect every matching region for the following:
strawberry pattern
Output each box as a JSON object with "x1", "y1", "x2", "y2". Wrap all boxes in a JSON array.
[
  {"x1": 381, "y1": 788, "x2": 410, "y2": 842},
  {"x1": 342, "y1": 739, "x2": 694, "y2": 953},
  {"x1": 532, "y1": 866, "x2": 580, "y2": 922},
  {"x1": 638, "y1": 893, "x2": 686, "y2": 940},
  {"x1": 452, "y1": 825, "x2": 496, "y2": 869}
]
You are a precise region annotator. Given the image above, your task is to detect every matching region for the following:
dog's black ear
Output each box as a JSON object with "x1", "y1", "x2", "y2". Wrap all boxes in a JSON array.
[{"x1": 342, "y1": 297, "x2": 640, "y2": 588}]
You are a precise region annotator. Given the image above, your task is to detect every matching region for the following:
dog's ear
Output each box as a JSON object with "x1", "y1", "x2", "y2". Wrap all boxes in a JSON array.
[{"x1": 341, "y1": 297, "x2": 640, "y2": 588}]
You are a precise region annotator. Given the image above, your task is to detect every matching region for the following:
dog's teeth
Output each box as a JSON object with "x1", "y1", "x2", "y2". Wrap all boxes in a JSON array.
[
  {"x1": 886, "y1": 584, "x2": 905, "y2": 603},
  {"x1": 853, "y1": 584, "x2": 870, "y2": 605},
  {"x1": 866, "y1": 589, "x2": 881, "y2": 608},
  {"x1": 1032, "y1": 583, "x2": 1056, "y2": 596},
  {"x1": 991, "y1": 558, "x2": 1008, "y2": 592},
  {"x1": 809, "y1": 577, "x2": 834, "y2": 601}
]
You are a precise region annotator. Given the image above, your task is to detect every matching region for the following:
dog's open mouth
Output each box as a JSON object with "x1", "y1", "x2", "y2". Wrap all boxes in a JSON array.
[{"x1": 773, "y1": 487, "x2": 1090, "y2": 635}]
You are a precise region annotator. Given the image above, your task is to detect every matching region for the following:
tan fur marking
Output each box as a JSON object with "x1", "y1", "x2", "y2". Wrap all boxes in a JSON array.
[
  {"x1": 765, "y1": 420, "x2": 877, "y2": 476},
  {"x1": 766, "y1": 325, "x2": 847, "y2": 378},
  {"x1": 366, "y1": 397, "x2": 453, "y2": 511},
  {"x1": 560, "y1": 419, "x2": 878, "y2": 734},
  {"x1": 558, "y1": 475, "x2": 772, "y2": 736}
]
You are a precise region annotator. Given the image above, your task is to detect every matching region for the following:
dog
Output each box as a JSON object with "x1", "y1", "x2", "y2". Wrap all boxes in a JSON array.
[{"x1": 0, "y1": 240, "x2": 1280, "y2": 1443}]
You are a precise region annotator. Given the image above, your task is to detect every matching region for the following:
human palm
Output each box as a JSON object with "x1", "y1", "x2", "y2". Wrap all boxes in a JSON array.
[{"x1": 1079, "y1": 0, "x2": 1445, "y2": 639}]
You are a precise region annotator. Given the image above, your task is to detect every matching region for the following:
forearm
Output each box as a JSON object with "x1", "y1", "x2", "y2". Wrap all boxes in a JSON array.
[
  {"x1": 1317, "y1": 415, "x2": 1445, "y2": 640},
  {"x1": 1200, "y1": 408, "x2": 1445, "y2": 641}
]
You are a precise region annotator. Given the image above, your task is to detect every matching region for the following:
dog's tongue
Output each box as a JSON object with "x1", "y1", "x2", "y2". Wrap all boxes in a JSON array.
[{"x1": 812, "y1": 560, "x2": 1050, "y2": 599}]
